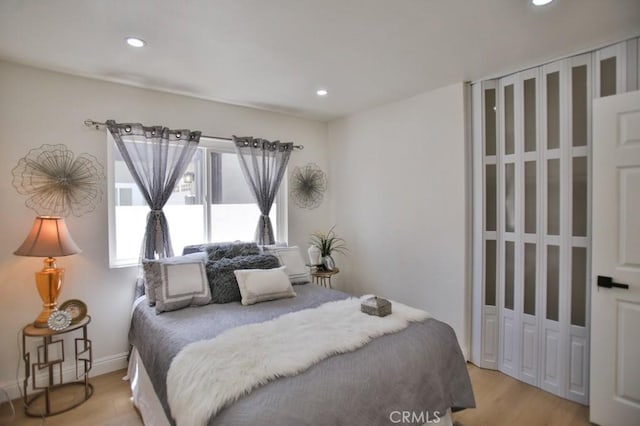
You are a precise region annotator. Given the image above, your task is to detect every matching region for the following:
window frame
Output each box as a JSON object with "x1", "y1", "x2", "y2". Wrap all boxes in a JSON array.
[{"x1": 107, "y1": 134, "x2": 288, "y2": 268}]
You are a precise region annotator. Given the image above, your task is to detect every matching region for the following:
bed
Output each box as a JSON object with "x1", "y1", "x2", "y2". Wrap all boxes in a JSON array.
[{"x1": 127, "y1": 280, "x2": 474, "y2": 425}]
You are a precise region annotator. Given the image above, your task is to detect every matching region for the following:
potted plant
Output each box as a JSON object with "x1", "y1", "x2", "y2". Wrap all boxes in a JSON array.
[{"x1": 309, "y1": 226, "x2": 347, "y2": 271}]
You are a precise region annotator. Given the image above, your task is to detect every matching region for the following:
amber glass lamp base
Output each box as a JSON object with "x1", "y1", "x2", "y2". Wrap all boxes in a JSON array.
[{"x1": 33, "y1": 257, "x2": 65, "y2": 328}]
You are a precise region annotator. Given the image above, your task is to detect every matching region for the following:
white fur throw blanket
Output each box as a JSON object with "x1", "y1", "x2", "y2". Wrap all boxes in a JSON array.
[{"x1": 167, "y1": 297, "x2": 430, "y2": 426}]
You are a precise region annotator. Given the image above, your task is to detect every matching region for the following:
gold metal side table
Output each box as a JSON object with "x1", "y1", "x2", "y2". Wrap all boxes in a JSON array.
[
  {"x1": 22, "y1": 316, "x2": 93, "y2": 417},
  {"x1": 311, "y1": 268, "x2": 340, "y2": 288}
]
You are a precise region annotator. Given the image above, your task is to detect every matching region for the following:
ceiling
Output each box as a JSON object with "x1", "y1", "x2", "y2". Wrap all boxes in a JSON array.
[{"x1": 0, "y1": 0, "x2": 638, "y2": 121}]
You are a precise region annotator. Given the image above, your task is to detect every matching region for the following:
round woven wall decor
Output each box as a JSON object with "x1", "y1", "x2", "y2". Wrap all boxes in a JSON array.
[
  {"x1": 12, "y1": 144, "x2": 105, "y2": 217},
  {"x1": 289, "y1": 163, "x2": 327, "y2": 210}
]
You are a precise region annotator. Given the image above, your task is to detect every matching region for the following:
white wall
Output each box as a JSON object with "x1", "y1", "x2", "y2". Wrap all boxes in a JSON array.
[
  {"x1": 327, "y1": 83, "x2": 470, "y2": 355},
  {"x1": 0, "y1": 60, "x2": 329, "y2": 397}
]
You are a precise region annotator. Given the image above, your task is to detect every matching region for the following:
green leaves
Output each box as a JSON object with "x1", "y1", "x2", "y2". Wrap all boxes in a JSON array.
[{"x1": 309, "y1": 226, "x2": 348, "y2": 257}]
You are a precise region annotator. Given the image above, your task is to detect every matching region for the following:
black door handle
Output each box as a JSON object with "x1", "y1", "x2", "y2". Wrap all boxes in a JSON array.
[{"x1": 597, "y1": 275, "x2": 629, "y2": 290}]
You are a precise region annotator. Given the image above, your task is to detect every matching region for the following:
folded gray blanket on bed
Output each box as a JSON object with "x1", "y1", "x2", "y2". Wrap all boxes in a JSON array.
[{"x1": 129, "y1": 284, "x2": 475, "y2": 425}]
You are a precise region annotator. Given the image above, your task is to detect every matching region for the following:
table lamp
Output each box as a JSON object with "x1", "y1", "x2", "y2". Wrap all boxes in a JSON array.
[{"x1": 14, "y1": 216, "x2": 81, "y2": 328}]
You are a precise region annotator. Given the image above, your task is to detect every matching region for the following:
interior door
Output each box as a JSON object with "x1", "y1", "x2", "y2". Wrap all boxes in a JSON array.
[{"x1": 590, "y1": 90, "x2": 640, "y2": 425}]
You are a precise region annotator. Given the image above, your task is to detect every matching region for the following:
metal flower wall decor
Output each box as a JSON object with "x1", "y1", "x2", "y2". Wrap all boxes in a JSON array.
[
  {"x1": 12, "y1": 144, "x2": 105, "y2": 217},
  {"x1": 289, "y1": 163, "x2": 327, "y2": 209}
]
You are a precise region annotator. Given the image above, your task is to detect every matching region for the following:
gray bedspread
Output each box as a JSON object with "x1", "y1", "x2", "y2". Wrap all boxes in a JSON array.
[{"x1": 129, "y1": 284, "x2": 474, "y2": 425}]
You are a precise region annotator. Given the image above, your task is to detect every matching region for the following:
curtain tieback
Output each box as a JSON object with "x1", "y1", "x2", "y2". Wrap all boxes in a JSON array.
[{"x1": 150, "y1": 210, "x2": 164, "y2": 251}]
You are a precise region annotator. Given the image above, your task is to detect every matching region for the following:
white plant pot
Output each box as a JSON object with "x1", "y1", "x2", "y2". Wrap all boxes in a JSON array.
[{"x1": 308, "y1": 245, "x2": 322, "y2": 266}]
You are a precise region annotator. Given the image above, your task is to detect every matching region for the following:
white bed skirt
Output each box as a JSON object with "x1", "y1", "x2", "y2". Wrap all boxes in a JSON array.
[
  {"x1": 128, "y1": 348, "x2": 171, "y2": 426},
  {"x1": 127, "y1": 347, "x2": 453, "y2": 426}
]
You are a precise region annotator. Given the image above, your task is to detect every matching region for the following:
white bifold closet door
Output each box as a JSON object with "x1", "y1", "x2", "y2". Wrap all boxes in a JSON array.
[
  {"x1": 497, "y1": 67, "x2": 542, "y2": 387},
  {"x1": 473, "y1": 38, "x2": 638, "y2": 405},
  {"x1": 479, "y1": 55, "x2": 592, "y2": 405},
  {"x1": 538, "y1": 54, "x2": 592, "y2": 403}
]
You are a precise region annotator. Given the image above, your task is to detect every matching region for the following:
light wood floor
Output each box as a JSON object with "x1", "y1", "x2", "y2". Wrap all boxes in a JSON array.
[
  {"x1": 452, "y1": 364, "x2": 591, "y2": 426},
  {"x1": 1, "y1": 364, "x2": 591, "y2": 425},
  {"x1": 1, "y1": 370, "x2": 142, "y2": 426}
]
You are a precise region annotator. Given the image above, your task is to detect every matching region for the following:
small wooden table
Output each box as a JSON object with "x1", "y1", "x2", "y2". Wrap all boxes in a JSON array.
[
  {"x1": 22, "y1": 316, "x2": 93, "y2": 417},
  {"x1": 311, "y1": 268, "x2": 340, "y2": 288}
]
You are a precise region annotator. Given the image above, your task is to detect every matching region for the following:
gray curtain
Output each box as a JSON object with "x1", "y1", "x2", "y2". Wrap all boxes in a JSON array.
[
  {"x1": 107, "y1": 120, "x2": 200, "y2": 259},
  {"x1": 233, "y1": 136, "x2": 293, "y2": 245}
]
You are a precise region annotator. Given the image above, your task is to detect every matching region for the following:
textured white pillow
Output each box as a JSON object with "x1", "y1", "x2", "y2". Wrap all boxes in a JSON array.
[
  {"x1": 234, "y1": 266, "x2": 296, "y2": 305},
  {"x1": 264, "y1": 246, "x2": 311, "y2": 284}
]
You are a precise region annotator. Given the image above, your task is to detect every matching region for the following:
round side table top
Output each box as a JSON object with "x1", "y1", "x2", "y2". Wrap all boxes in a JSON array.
[
  {"x1": 23, "y1": 315, "x2": 91, "y2": 337},
  {"x1": 312, "y1": 268, "x2": 340, "y2": 277}
]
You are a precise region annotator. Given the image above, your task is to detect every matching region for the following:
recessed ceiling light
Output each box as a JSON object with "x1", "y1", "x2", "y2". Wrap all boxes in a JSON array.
[
  {"x1": 532, "y1": 0, "x2": 553, "y2": 6},
  {"x1": 316, "y1": 89, "x2": 328, "y2": 96},
  {"x1": 125, "y1": 37, "x2": 146, "y2": 48}
]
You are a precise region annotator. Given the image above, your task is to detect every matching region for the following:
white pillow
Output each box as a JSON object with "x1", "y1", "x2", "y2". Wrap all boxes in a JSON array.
[
  {"x1": 264, "y1": 246, "x2": 311, "y2": 284},
  {"x1": 234, "y1": 266, "x2": 296, "y2": 305},
  {"x1": 143, "y1": 256, "x2": 211, "y2": 313},
  {"x1": 142, "y1": 252, "x2": 206, "y2": 306}
]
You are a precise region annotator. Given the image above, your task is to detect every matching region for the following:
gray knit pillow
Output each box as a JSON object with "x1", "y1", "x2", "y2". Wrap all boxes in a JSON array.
[
  {"x1": 205, "y1": 242, "x2": 260, "y2": 261},
  {"x1": 182, "y1": 241, "x2": 260, "y2": 257},
  {"x1": 206, "y1": 254, "x2": 280, "y2": 303}
]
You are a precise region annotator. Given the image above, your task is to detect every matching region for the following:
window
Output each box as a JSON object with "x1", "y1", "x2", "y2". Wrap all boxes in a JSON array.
[
  {"x1": 108, "y1": 135, "x2": 287, "y2": 267},
  {"x1": 115, "y1": 186, "x2": 134, "y2": 206}
]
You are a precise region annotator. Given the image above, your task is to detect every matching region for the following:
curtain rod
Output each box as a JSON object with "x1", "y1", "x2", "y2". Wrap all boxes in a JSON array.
[{"x1": 83, "y1": 119, "x2": 304, "y2": 150}]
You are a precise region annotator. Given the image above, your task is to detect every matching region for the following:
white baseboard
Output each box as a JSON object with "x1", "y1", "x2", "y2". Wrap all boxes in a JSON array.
[
  {"x1": 460, "y1": 344, "x2": 469, "y2": 362},
  {"x1": 0, "y1": 351, "x2": 129, "y2": 402}
]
